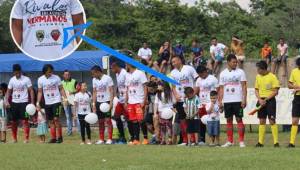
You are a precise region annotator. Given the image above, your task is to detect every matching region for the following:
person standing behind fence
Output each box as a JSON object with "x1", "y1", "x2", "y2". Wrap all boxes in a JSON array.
[
  {"x1": 254, "y1": 60, "x2": 280, "y2": 147},
  {"x1": 62, "y1": 70, "x2": 79, "y2": 136},
  {"x1": 287, "y1": 57, "x2": 300, "y2": 148}
]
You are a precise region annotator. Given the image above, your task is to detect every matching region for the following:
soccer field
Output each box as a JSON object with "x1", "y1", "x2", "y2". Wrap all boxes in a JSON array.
[{"x1": 0, "y1": 128, "x2": 300, "y2": 170}]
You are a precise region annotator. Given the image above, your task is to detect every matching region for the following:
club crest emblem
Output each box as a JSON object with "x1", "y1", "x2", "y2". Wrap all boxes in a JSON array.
[
  {"x1": 51, "y1": 29, "x2": 61, "y2": 41},
  {"x1": 36, "y1": 30, "x2": 45, "y2": 42}
]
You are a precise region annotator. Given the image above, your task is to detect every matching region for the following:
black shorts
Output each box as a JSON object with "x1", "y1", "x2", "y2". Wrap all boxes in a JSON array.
[
  {"x1": 224, "y1": 102, "x2": 243, "y2": 119},
  {"x1": 45, "y1": 103, "x2": 62, "y2": 121},
  {"x1": 186, "y1": 119, "x2": 200, "y2": 133},
  {"x1": 144, "y1": 112, "x2": 153, "y2": 125},
  {"x1": 174, "y1": 102, "x2": 186, "y2": 120},
  {"x1": 292, "y1": 96, "x2": 300, "y2": 117},
  {"x1": 11, "y1": 102, "x2": 29, "y2": 121},
  {"x1": 257, "y1": 98, "x2": 276, "y2": 119},
  {"x1": 96, "y1": 102, "x2": 111, "y2": 119}
]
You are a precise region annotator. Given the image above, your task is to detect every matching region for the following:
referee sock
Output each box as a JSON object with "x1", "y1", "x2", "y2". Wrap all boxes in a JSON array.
[
  {"x1": 271, "y1": 124, "x2": 279, "y2": 144},
  {"x1": 258, "y1": 125, "x2": 266, "y2": 144},
  {"x1": 290, "y1": 125, "x2": 298, "y2": 145}
]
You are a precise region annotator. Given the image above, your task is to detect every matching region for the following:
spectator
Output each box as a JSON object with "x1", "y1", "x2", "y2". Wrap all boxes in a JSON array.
[
  {"x1": 154, "y1": 41, "x2": 172, "y2": 73},
  {"x1": 209, "y1": 37, "x2": 228, "y2": 76},
  {"x1": 261, "y1": 41, "x2": 273, "y2": 68},
  {"x1": 190, "y1": 40, "x2": 205, "y2": 69},
  {"x1": 137, "y1": 42, "x2": 153, "y2": 67},
  {"x1": 231, "y1": 36, "x2": 245, "y2": 68},
  {"x1": 173, "y1": 39, "x2": 185, "y2": 63},
  {"x1": 272, "y1": 38, "x2": 288, "y2": 77}
]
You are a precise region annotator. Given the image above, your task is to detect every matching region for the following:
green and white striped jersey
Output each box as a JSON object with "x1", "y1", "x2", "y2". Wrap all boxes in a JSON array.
[{"x1": 183, "y1": 96, "x2": 200, "y2": 120}]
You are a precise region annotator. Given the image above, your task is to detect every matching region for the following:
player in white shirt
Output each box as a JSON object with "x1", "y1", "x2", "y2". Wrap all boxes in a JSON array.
[
  {"x1": 194, "y1": 65, "x2": 219, "y2": 145},
  {"x1": 6, "y1": 64, "x2": 34, "y2": 143},
  {"x1": 209, "y1": 37, "x2": 228, "y2": 75},
  {"x1": 36, "y1": 64, "x2": 67, "y2": 143},
  {"x1": 74, "y1": 82, "x2": 92, "y2": 145},
  {"x1": 170, "y1": 56, "x2": 198, "y2": 146},
  {"x1": 11, "y1": 0, "x2": 85, "y2": 61},
  {"x1": 111, "y1": 62, "x2": 129, "y2": 144},
  {"x1": 219, "y1": 54, "x2": 247, "y2": 148},
  {"x1": 91, "y1": 66, "x2": 114, "y2": 145},
  {"x1": 138, "y1": 42, "x2": 153, "y2": 67},
  {"x1": 125, "y1": 63, "x2": 148, "y2": 145}
]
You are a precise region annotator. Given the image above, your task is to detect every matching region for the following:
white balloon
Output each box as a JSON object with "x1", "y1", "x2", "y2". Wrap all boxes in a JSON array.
[
  {"x1": 161, "y1": 108, "x2": 174, "y2": 120},
  {"x1": 201, "y1": 115, "x2": 209, "y2": 125},
  {"x1": 100, "y1": 103, "x2": 110, "y2": 113},
  {"x1": 26, "y1": 104, "x2": 36, "y2": 116},
  {"x1": 85, "y1": 113, "x2": 98, "y2": 124}
]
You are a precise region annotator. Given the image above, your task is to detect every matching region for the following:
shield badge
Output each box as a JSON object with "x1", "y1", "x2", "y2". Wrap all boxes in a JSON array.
[
  {"x1": 51, "y1": 29, "x2": 61, "y2": 41},
  {"x1": 36, "y1": 30, "x2": 45, "y2": 42}
]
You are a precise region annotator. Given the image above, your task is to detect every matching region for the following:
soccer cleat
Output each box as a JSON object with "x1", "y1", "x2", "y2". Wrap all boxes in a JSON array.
[
  {"x1": 150, "y1": 136, "x2": 157, "y2": 144},
  {"x1": 209, "y1": 143, "x2": 216, "y2": 147},
  {"x1": 239, "y1": 142, "x2": 246, "y2": 148},
  {"x1": 86, "y1": 141, "x2": 92, "y2": 145},
  {"x1": 95, "y1": 140, "x2": 105, "y2": 145},
  {"x1": 23, "y1": 140, "x2": 29, "y2": 144},
  {"x1": 177, "y1": 143, "x2": 187, "y2": 146},
  {"x1": 56, "y1": 137, "x2": 63, "y2": 144},
  {"x1": 128, "y1": 141, "x2": 134, "y2": 146},
  {"x1": 221, "y1": 142, "x2": 233, "y2": 148},
  {"x1": 142, "y1": 139, "x2": 149, "y2": 145},
  {"x1": 274, "y1": 143, "x2": 280, "y2": 148},
  {"x1": 80, "y1": 142, "x2": 85, "y2": 145},
  {"x1": 133, "y1": 140, "x2": 140, "y2": 145},
  {"x1": 48, "y1": 139, "x2": 57, "y2": 144},
  {"x1": 255, "y1": 143, "x2": 264, "y2": 147},
  {"x1": 287, "y1": 143, "x2": 295, "y2": 148},
  {"x1": 105, "y1": 139, "x2": 113, "y2": 145}
]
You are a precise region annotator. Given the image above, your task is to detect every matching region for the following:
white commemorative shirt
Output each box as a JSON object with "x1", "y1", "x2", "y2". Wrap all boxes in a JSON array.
[
  {"x1": 195, "y1": 75, "x2": 219, "y2": 105},
  {"x1": 205, "y1": 102, "x2": 220, "y2": 121},
  {"x1": 154, "y1": 93, "x2": 175, "y2": 113},
  {"x1": 93, "y1": 75, "x2": 114, "y2": 103},
  {"x1": 125, "y1": 69, "x2": 147, "y2": 104},
  {"x1": 137, "y1": 48, "x2": 152, "y2": 60},
  {"x1": 38, "y1": 74, "x2": 62, "y2": 105},
  {"x1": 11, "y1": 0, "x2": 83, "y2": 60},
  {"x1": 8, "y1": 75, "x2": 32, "y2": 103},
  {"x1": 116, "y1": 69, "x2": 127, "y2": 104},
  {"x1": 170, "y1": 65, "x2": 198, "y2": 101},
  {"x1": 74, "y1": 92, "x2": 91, "y2": 115},
  {"x1": 219, "y1": 68, "x2": 247, "y2": 103}
]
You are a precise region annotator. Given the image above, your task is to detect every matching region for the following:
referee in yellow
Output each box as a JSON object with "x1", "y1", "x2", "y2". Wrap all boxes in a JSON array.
[
  {"x1": 254, "y1": 60, "x2": 280, "y2": 147},
  {"x1": 288, "y1": 57, "x2": 300, "y2": 148}
]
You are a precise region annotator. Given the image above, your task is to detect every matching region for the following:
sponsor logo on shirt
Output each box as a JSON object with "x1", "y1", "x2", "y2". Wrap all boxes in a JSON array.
[
  {"x1": 51, "y1": 29, "x2": 61, "y2": 41},
  {"x1": 36, "y1": 30, "x2": 45, "y2": 42}
]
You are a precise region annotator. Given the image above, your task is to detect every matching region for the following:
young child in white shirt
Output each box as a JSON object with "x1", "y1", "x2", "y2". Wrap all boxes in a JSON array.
[{"x1": 206, "y1": 91, "x2": 221, "y2": 146}]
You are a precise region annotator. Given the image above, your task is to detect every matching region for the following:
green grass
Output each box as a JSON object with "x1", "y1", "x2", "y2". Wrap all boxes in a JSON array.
[{"x1": 0, "y1": 128, "x2": 300, "y2": 170}]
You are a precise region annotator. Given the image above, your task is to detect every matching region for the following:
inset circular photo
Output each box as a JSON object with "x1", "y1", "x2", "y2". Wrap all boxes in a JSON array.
[{"x1": 10, "y1": 0, "x2": 86, "y2": 61}]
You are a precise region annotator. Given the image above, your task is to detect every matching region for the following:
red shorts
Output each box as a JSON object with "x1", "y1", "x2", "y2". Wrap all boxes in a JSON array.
[
  {"x1": 198, "y1": 106, "x2": 207, "y2": 118},
  {"x1": 127, "y1": 104, "x2": 144, "y2": 122},
  {"x1": 114, "y1": 103, "x2": 128, "y2": 118}
]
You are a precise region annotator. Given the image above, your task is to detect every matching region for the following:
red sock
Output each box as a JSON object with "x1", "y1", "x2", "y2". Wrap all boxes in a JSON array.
[
  {"x1": 180, "y1": 120, "x2": 188, "y2": 143},
  {"x1": 11, "y1": 121, "x2": 18, "y2": 141},
  {"x1": 106, "y1": 119, "x2": 113, "y2": 140},
  {"x1": 237, "y1": 120, "x2": 245, "y2": 142},
  {"x1": 226, "y1": 119, "x2": 234, "y2": 143},
  {"x1": 22, "y1": 120, "x2": 30, "y2": 140},
  {"x1": 50, "y1": 127, "x2": 56, "y2": 139},
  {"x1": 99, "y1": 119, "x2": 105, "y2": 140}
]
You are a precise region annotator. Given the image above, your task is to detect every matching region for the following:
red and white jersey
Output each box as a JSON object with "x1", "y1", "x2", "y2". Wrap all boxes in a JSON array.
[
  {"x1": 38, "y1": 74, "x2": 62, "y2": 105},
  {"x1": 8, "y1": 75, "x2": 32, "y2": 103},
  {"x1": 195, "y1": 75, "x2": 219, "y2": 105},
  {"x1": 116, "y1": 69, "x2": 127, "y2": 104},
  {"x1": 125, "y1": 69, "x2": 147, "y2": 104},
  {"x1": 74, "y1": 92, "x2": 91, "y2": 115},
  {"x1": 11, "y1": 0, "x2": 83, "y2": 60},
  {"x1": 93, "y1": 75, "x2": 113, "y2": 103},
  {"x1": 170, "y1": 65, "x2": 198, "y2": 101},
  {"x1": 219, "y1": 68, "x2": 247, "y2": 103}
]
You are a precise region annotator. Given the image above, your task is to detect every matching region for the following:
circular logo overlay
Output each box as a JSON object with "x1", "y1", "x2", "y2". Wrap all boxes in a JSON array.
[{"x1": 10, "y1": 0, "x2": 86, "y2": 61}]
